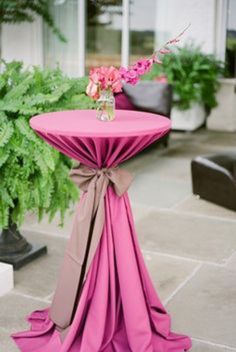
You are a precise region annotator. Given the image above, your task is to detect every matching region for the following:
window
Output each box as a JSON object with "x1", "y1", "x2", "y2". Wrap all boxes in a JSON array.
[
  {"x1": 226, "y1": 0, "x2": 236, "y2": 77},
  {"x1": 129, "y1": 0, "x2": 157, "y2": 64},
  {"x1": 86, "y1": 0, "x2": 123, "y2": 71},
  {"x1": 43, "y1": 0, "x2": 158, "y2": 76}
]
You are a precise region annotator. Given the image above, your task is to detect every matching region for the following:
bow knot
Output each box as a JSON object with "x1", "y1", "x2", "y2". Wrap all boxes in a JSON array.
[
  {"x1": 69, "y1": 164, "x2": 133, "y2": 197},
  {"x1": 50, "y1": 164, "x2": 133, "y2": 337},
  {"x1": 96, "y1": 167, "x2": 109, "y2": 176}
]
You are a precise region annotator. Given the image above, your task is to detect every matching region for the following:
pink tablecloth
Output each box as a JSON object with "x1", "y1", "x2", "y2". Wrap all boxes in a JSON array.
[{"x1": 12, "y1": 110, "x2": 192, "y2": 351}]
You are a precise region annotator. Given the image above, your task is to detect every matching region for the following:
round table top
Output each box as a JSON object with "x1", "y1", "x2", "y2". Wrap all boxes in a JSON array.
[{"x1": 30, "y1": 109, "x2": 171, "y2": 138}]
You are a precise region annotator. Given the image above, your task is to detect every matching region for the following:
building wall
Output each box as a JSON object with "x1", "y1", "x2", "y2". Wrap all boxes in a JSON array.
[
  {"x1": 155, "y1": 0, "x2": 227, "y2": 60},
  {"x1": 2, "y1": 17, "x2": 43, "y2": 67},
  {"x1": 1, "y1": 0, "x2": 226, "y2": 68}
]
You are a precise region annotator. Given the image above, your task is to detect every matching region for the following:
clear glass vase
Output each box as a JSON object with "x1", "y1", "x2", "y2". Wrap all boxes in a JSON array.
[{"x1": 96, "y1": 90, "x2": 115, "y2": 121}]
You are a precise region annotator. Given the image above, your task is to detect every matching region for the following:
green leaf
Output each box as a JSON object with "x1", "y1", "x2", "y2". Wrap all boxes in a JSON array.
[{"x1": 0, "y1": 122, "x2": 14, "y2": 147}]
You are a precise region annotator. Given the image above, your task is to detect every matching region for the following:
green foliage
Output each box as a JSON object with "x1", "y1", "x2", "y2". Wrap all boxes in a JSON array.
[
  {"x1": 143, "y1": 45, "x2": 225, "y2": 111},
  {"x1": 0, "y1": 0, "x2": 66, "y2": 42},
  {"x1": 0, "y1": 61, "x2": 96, "y2": 229}
]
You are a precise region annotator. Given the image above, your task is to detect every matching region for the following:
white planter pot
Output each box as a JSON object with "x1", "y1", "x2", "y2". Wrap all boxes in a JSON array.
[
  {"x1": 0, "y1": 262, "x2": 14, "y2": 296},
  {"x1": 207, "y1": 78, "x2": 236, "y2": 132},
  {"x1": 171, "y1": 103, "x2": 206, "y2": 131}
]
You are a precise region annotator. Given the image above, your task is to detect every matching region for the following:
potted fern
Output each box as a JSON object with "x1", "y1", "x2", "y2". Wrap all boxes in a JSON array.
[
  {"x1": 0, "y1": 61, "x2": 95, "y2": 269},
  {"x1": 143, "y1": 45, "x2": 224, "y2": 131}
]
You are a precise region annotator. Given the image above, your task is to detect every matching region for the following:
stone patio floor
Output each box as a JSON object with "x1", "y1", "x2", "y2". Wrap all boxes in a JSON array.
[{"x1": 1, "y1": 128, "x2": 236, "y2": 351}]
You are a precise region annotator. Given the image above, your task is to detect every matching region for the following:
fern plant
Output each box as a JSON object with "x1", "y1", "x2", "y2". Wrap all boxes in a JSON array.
[{"x1": 0, "y1": 60, "x2": 96, "y2": 229}]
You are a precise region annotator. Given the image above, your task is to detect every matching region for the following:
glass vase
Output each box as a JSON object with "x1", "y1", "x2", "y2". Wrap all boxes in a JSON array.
[{"x1": 96, "y1": 90, "x2": 115, "y2": 121}]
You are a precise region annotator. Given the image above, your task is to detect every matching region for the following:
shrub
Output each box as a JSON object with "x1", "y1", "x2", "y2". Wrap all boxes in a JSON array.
[
  {"x1": 143, "y1": 45, "x2": 225, "y2": 111},
  {"x1": 0, "y1": 61, "x2": 96, "y2": 229}
]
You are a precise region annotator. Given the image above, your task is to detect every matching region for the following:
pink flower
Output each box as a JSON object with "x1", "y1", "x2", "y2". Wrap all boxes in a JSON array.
[
  {"x1": 86, "y1": 66, "x2": 122, "y2": 100},
  {"x1": 89, "y1": 67, "x2": 101, "y2": 84},
  {"x1": 105, "y1": 66, "x2": 123, "y2": 92},
  {"x1": 119, "y1": 67, "x2": 139, "y2": 85},
  {"x1": 86, "y1": 81, "x2": 99, "y2": 100},
  {"x1": 159, "y1": 48, "x2": 171, "y2": 54},
  {"x1": 153, "y1": 55, "x2": 163, "y2": 64},
  {"x1": 133, "y1": 58, "x2": 153, "y2": 75}
]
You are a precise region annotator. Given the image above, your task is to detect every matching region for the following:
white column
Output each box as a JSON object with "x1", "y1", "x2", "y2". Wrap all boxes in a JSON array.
[
  {"x1": 78, "y1": 0, "x2": 85, "y2": 76},
  {"x1": 214, "y1": 0, "x2": 227, "y2": 61},
  {"x1": 121, "y1": 0, "x2": 130, "y2": 67}
]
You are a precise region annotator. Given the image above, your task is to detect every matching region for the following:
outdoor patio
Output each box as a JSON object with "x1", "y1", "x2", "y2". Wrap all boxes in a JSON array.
[{"x1": 1, "y1": 128, "x2": 236, "y2": 352}]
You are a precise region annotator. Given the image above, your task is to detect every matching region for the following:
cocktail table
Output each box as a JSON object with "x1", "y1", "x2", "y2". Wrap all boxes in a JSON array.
[{"x1": 12, "y1": 109, "x2": 191, "y2": 352}]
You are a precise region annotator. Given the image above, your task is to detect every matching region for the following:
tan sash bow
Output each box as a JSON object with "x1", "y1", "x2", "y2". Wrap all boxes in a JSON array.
[{"x1": 49, "y1": 164, "x2": 133, "y2": 336}]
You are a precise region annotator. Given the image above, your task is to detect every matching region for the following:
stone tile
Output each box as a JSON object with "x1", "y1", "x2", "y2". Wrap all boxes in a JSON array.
[
  {"x1": 136, "y1": 210, "x2": 236, "y2": 263},
  {"x1": 131, "y1": 203, "x2": 152, "y2": 223},
  {"x1": 14, "y1": 232, "x2": 66, "y2": 298},
  {"x1": 204, "y1": 131, "x2": 236, "y2": 148},
  {"x1": 167, "y1": 265, "x2": 236, "y2": 347},
  {"x1": 125, "y1": 147, "x2": 164, "y2": 175},
  {"x1": 21, "y1": 208, "x2": 75, "y2": 238},
  {"x1": 191, "y1": 340, "x2": 234, "y2": 352},
  {"x1": 162, "y1": 142, "x2": 230, "y2": 160},
  {"x1": 170, "y1": 129, "x2": 210, "y2": 144},
  {"x1": 128, "y1": 155, "x2": 191, "y2": 182},
  {"x1": 142, "y1": 251, "x2": 198, "y2": 301},
  {"x1": 129, "y1": 175, "x2": 191, "y2": 209},
  {"x1": 0, "y1": 292, "x2": 46, "y2": 332},
  {"x1": 0, "y1": 329, "x2": 18, "y2": 352},
  {"x1": 225, "y1": 252, "x2": 236, "y2": 271},
  {"x1": 174, "y1": 195, "x2": 236, "y2": 221}
]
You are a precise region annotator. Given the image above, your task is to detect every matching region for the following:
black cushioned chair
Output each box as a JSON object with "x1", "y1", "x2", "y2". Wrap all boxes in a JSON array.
[
  {"x1": 191, "y1": 153, "x2": 236, "y2": 211},
  {"x1": 115, "y1": 81, "x2": 172, "y2": 147}
]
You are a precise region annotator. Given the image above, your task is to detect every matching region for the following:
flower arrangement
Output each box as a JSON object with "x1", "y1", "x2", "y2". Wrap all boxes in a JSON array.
[{"x1": 86, "y1": 25, "x2": 190, "y2": 121}]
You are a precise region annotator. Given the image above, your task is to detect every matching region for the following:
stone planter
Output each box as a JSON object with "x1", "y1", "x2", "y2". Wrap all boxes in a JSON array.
[
  {"x1": 207, "y1": 78, "x2": 236, "y2": 132},
  {"x1": 0, "y1": 262, "x2": 13, "y2": 296},
  {"x1": 171, "y1": 103, "x2": 206, "y2": 131}
]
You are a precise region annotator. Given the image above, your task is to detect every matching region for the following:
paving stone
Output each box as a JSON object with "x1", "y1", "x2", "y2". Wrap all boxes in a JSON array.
[
  {"x1": 131, "y1": 203, "x2": 152, "y2": 223},
  {"x1": 128, "y1": 155, "x2": 191, "y2": 182},
  {"x1": 204, "y1": 132, "x2": 236, "y2": 148},
  {"x1": 136, "y1": 210, "x2": 236, "y2": 263},
  {"x1": 167, "y1": 265, "x2": 236, "y2": 347},
  {"x1": 191, "y1": 340, "x2": 234, "y2": 352},
  {"x1": 226, "y1": 252, "x2": 236, "y2": 271},
  {"x1": 0, "y1": 292, "x2": 46, "y2": 332},
  {"x1": 0, "y1": 329, "x2": 18, "y2": 352},
  {"x1": 142, "y1": 251, "x2": 198, "y2": 301},
  {"x1": 162, "y1": 142, "x2": 231, "y2": 160},
  {"x1": 14, "y1": 232, "x2": 66, "y2": 298},
  {"x1": 21, "y1": 207, "x2": 75, "y2": 238},
  {"x1": 129, "y1": 175, "x2": 191, "y2": 209},
  {"x1": 174, "y1": 195, "x2": 236, "y2": 221}
]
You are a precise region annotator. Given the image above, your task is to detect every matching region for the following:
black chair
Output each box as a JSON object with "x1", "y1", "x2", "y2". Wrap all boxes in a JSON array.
[
  {"x1": 191, "y1": 153, "x2": 236, "y2": 211},
  {"x1": 115, "y1": 81, "x2": 172, "y2": 147}
]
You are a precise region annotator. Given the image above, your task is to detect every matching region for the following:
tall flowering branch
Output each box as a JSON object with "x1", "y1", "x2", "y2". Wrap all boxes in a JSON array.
[
  {"x1": 153, "y1": 23, "x2": 191, "y2": 64},
  {"x1": 119, "y1": 23, "x2": 191, "y2": 85},
  {"x1": 86, "y1": 24, "x2": 190, "y2": 100}
]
